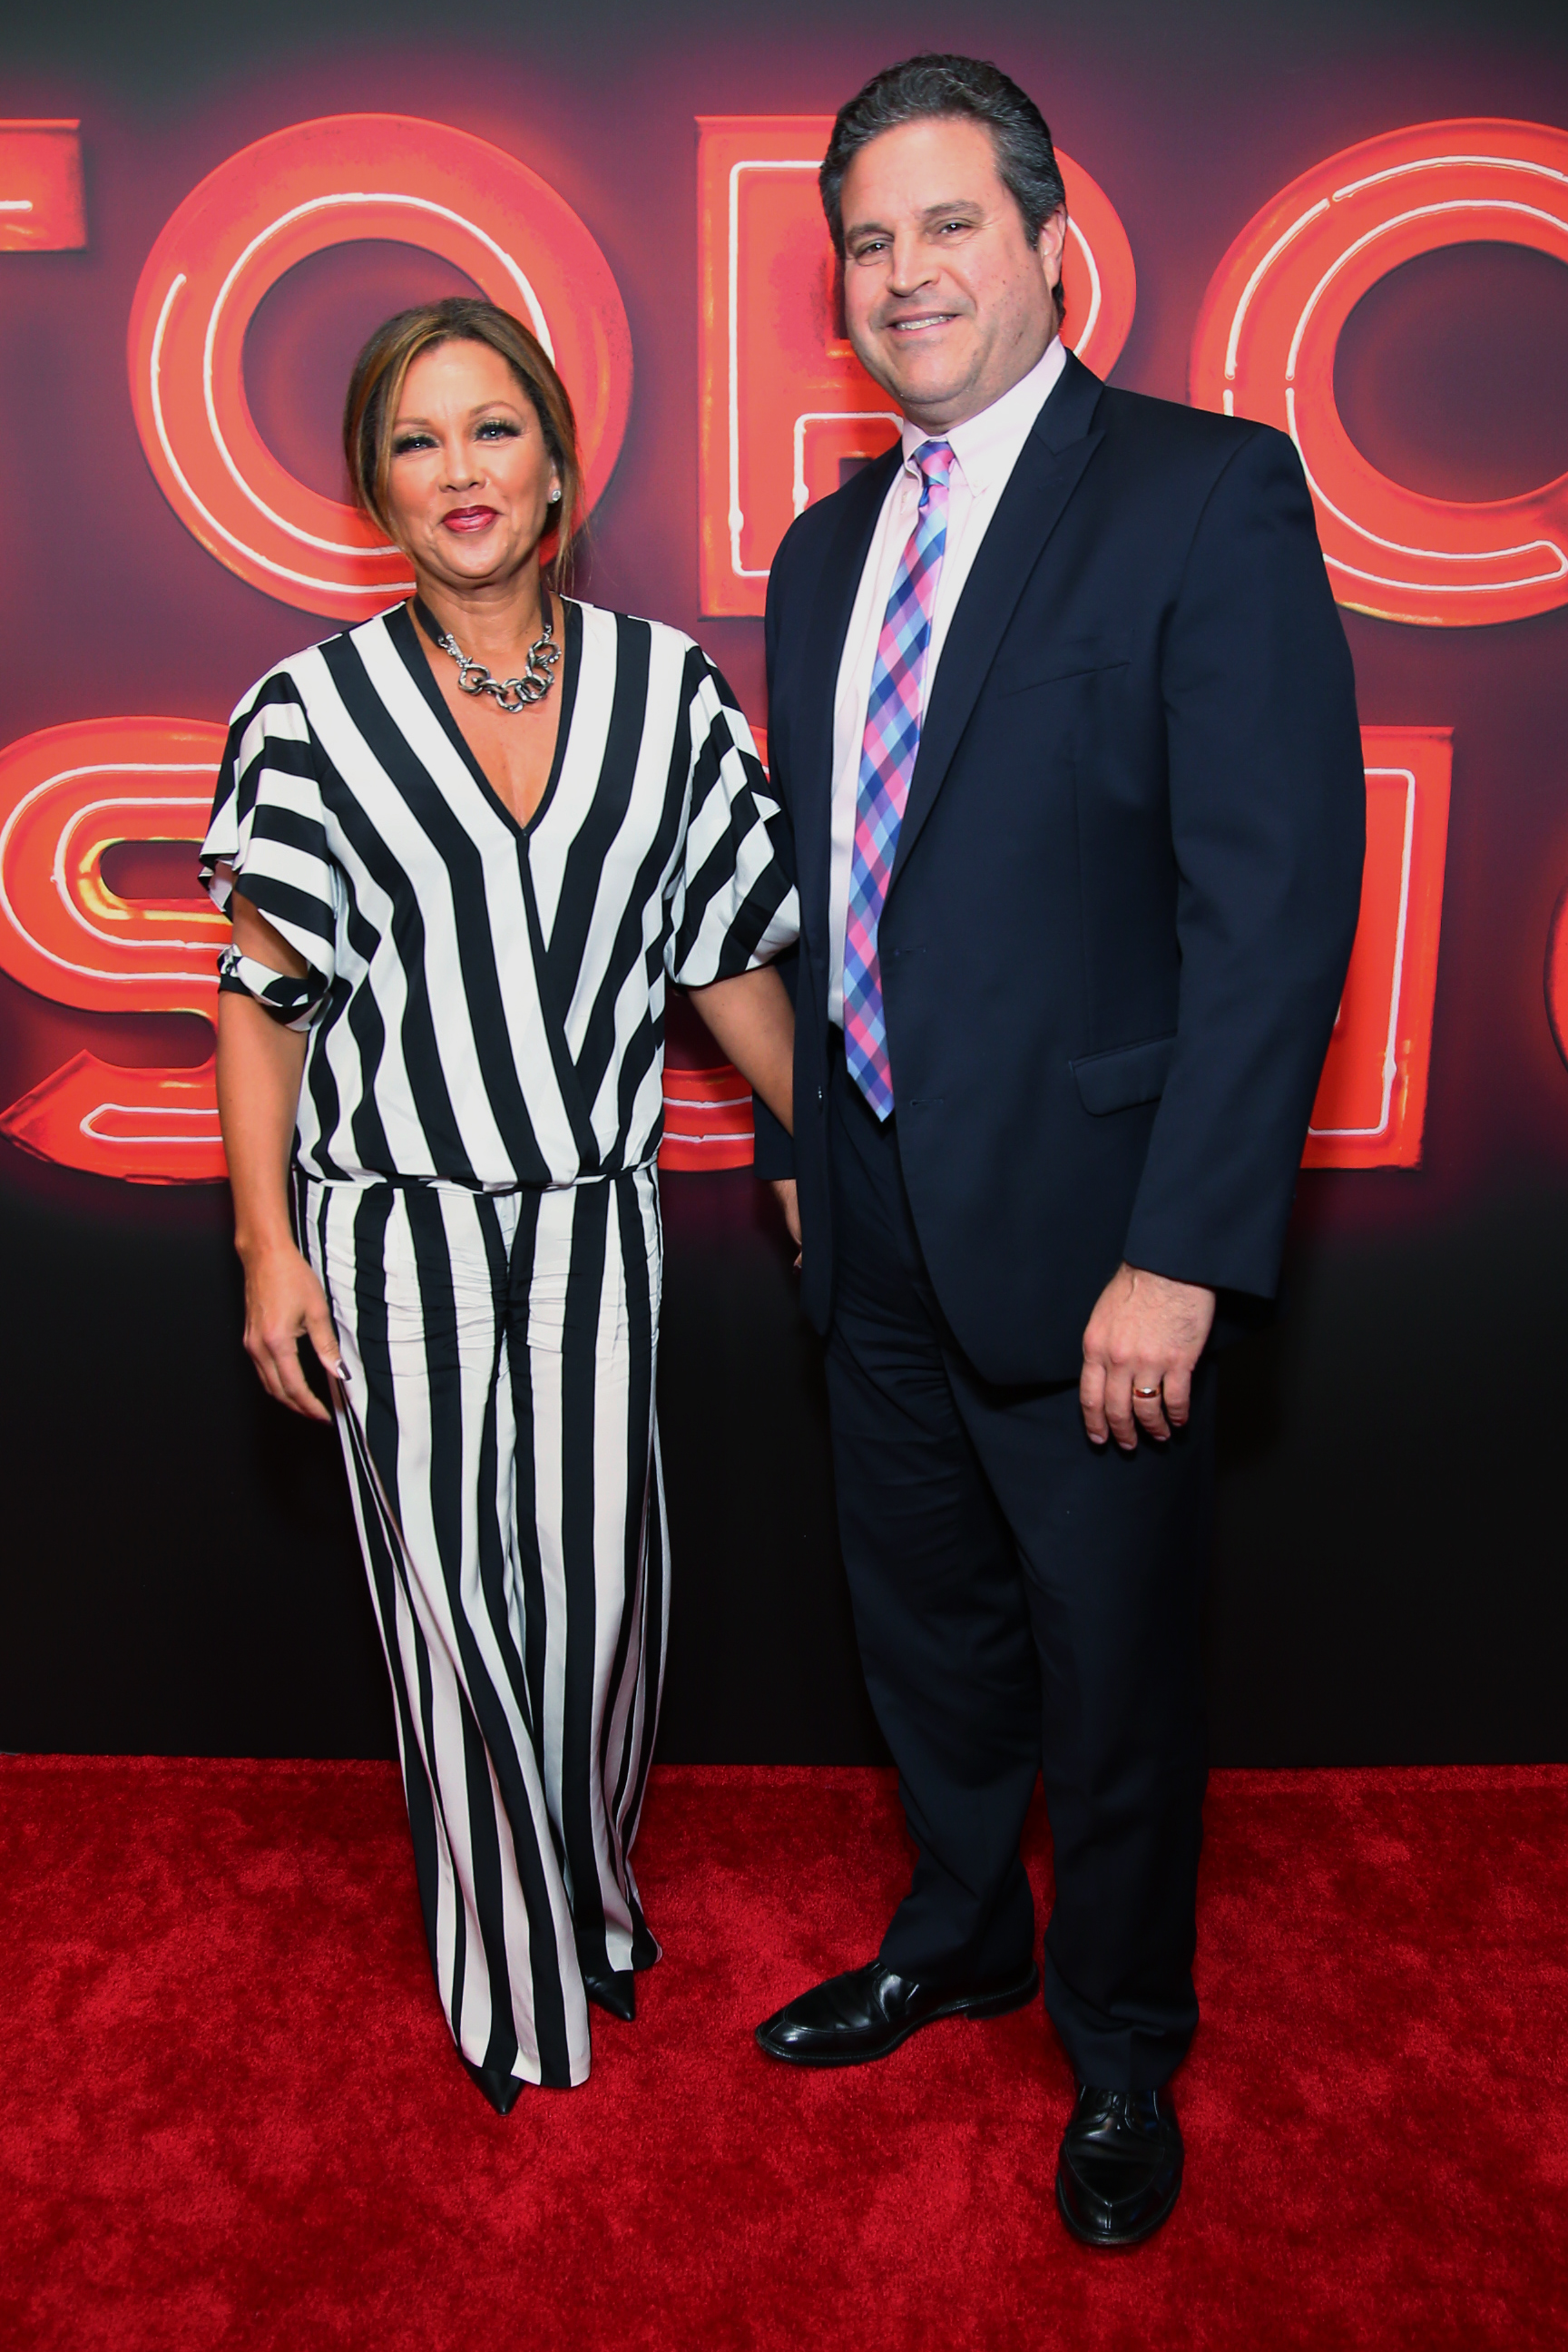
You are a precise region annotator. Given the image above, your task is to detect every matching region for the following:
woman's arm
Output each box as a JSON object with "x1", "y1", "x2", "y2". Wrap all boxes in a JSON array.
[
  {"x1": 215, "y1": 887, "x2": 342, "y2": 1421},
  {"x1": 685, "y1": 963, "x2": 794, "y2": 1134}
]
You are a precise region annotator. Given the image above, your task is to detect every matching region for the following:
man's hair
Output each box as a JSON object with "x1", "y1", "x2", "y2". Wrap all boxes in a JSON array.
[
  {"x1": 819, "y1": 54, "x2": 1067, "y2": 316},
  {"x1": 343, "y1": 297, "x2": 583, "y2": 581}
]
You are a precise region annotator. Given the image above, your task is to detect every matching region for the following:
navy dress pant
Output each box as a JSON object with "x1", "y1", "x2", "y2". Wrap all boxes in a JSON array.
[{"x1": 823, "y1": 1043, "x2": 1216, "y2": 2092}]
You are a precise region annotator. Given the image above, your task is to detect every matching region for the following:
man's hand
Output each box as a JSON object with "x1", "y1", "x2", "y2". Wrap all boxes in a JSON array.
[{"x1": 1080, "y1": 1262, "x2": 1216, "y2": 1451}]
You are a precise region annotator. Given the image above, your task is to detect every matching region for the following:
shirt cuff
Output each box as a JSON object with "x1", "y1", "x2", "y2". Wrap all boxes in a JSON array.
[{"x1": 217, "y1": 943, "x2": 328, "y2": 1034}]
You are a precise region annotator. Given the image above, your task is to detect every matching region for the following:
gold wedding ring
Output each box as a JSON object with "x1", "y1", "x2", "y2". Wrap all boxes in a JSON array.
[{"x1": 1132, "y1": 1384, "x2": 1162, "y2": 1399}]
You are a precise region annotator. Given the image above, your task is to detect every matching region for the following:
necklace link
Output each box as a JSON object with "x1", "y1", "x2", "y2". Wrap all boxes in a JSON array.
[{"x1": 416, "y1": 599, "x2": 560, "y2": 713}]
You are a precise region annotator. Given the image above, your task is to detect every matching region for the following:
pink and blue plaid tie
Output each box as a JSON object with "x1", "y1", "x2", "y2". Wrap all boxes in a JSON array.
[{"x1": 843, "y1": 438, "x2": 954, "y2": 1118}]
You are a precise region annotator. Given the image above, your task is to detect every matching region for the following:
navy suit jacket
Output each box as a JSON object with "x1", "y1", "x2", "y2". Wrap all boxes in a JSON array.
[{"x1": 753, "y1": 351, "x2": 1365, "y2": 1387}]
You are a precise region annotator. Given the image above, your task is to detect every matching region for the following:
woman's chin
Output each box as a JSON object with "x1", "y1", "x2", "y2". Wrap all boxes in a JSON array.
[{"x1": 418, "y1": 538, "x2": 535, "y2": 593}]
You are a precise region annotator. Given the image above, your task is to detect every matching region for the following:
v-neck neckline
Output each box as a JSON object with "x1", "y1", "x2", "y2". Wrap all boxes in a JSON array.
[{"x1": 390, "y1": 595, "x2": 583, "y2": 845}]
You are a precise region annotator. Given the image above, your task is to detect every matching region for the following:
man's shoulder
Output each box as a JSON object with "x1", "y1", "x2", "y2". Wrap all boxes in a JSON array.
[
  {"x1": 771, "y1": 449, "x2": 897, "y2": 588},
  {"x1": 1088, "y1": 380, "x2": 1295, "y2": 485}
]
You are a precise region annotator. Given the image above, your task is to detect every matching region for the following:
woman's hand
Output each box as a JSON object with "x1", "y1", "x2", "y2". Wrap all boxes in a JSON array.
[
  {"x1": 770, "y1": 1178, "x2": 801, "y2": 1263},
  {"x1": 240, "y1": 1240, "x2": 343, "y2": 1423}
]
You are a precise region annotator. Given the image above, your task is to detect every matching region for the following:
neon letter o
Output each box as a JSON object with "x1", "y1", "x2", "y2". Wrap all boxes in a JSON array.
[
  {"x1": 128, "y1": 114, "x2": 633, "y2": 622},
  {"x1": 1190, "y1": 119, "x2": 1568, "y2": 626},
  {"x1": 1057, "y1": 154, "x2": 1137, "y2": 382}
]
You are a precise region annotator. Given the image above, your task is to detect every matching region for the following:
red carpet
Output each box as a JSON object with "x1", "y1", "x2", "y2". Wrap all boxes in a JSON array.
[{"x1": 2, "y1": 1759, "x2": 1565, "y2": 2349}]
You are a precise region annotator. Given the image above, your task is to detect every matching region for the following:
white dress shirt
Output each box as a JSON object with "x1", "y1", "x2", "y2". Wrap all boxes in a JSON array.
[{"x1": 827, "y1": 335, "x2": 1067, "y2": 1024}]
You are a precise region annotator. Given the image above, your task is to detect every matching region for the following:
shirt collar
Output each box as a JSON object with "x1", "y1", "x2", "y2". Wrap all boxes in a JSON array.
[{"x1": 899, "y1": 335, "x2": 1067, "y2": 492}]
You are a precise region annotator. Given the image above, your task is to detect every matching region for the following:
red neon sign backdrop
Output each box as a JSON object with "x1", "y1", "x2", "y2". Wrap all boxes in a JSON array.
[
  {"x1": 1305, "y1": 729, "x2": 1451, "y2": 1169},
  {"x1": 127, "y1": 115, "x2": 632, "y2": 622},
  {"x1": 697, "y1": 117, "x2": 1136, "y2": 618},
  {"x1": 0, "y1": 720, "x2": 228, "y2": 1182},
  {"x1": 659, "y1": 1066, "x2": 755, "y2": 1171},
  {"x1": 1545, "y1": 887, "x2": 1568, "y2": 1077},
  {"x1": 1191, "y1": 120, "x2": 1568, "y2": 627},
  {"x1": 0, "y1": 121, "x2": 85, "y2": 251},
  {"x1": 0, "y1": 118, "x2": 1460, "y2": 1183}
]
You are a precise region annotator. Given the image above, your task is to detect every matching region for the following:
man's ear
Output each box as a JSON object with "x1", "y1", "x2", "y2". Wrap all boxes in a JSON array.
[
  {"x1": 1038, "y1": 206, "x2": 1070, "y2": 332},
  {"x1": 1036, "y1": 204, "x2": 1069, "y2": 276}
]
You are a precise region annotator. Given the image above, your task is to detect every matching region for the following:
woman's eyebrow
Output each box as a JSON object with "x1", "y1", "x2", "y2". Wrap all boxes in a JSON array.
[{"x1": 391, "y1": 400, "x2": 526, "y2": 428}]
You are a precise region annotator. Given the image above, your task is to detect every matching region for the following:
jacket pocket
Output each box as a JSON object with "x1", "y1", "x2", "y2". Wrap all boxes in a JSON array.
[
  {"x1": 1069, "y1": 1033, "x2": 1176, "y2": 1114},
  {"x1": 994, "y1": 640, "x2": 1130, "y2": 696}
]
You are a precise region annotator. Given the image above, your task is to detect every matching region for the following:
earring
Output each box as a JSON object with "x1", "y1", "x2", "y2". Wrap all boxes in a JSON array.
[{"x1": 548, "y1": 485, "x2": 562, "y2": 504}]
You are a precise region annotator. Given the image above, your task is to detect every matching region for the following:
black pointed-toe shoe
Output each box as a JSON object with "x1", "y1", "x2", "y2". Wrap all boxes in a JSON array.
[
  {"x1": 582, "y1": 1967, "x2": 637, "y2": 2023},
  {"x1": 755, "y1": 1956, "x2": 1038, "y2": 2068},
  {"x1": 1054, "y1": 2082, "x2": 1184, "y2": 2248},
  {"x1": 463, "y1": 2058, "x2": 525, "y2": 2115}
]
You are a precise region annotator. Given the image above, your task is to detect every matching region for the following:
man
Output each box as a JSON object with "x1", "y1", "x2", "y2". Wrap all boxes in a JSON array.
[{"x1": 750, "y1": 55, "x2": 1365, "y2": 2248}]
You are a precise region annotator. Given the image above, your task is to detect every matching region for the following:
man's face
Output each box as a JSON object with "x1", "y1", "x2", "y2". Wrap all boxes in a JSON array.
[{"x1": 838, "y1": 115, "x2": 1066, "y2": 432}]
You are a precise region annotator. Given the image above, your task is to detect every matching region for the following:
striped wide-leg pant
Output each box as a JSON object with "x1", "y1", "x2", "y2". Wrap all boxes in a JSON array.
[{"x1": 300, "y1": 1167, "x2": 668, "y2": 2101}]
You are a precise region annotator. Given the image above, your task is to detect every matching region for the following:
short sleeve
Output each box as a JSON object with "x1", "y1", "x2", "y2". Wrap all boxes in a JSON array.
[
  {"x1": 201, "y1": 671, "x2": 340, "y2": 1026},
  {"x1": 665, "y1": 650, "x2": 799, "y2": 987}
]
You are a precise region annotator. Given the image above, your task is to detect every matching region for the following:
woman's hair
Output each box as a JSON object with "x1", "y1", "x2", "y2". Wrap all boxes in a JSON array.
[
  {"x1": 819, "y1": 54, "x2": 1066, "y2": 321},
  {"x1": 343, "y1": 296, "x2": 583, "y2": 580}
]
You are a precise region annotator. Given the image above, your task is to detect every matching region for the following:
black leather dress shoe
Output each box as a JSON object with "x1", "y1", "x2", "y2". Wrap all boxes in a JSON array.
[
  {"x1": 755, "y1": 1956, "x2": 1038, "y2": 2067},
  {"x1": 1055, "y1": 2082, "x2": 1183, "y2": 2248},
  {"x1": 582, "y1": 1967, "x2": 636, "y2": 2023}
]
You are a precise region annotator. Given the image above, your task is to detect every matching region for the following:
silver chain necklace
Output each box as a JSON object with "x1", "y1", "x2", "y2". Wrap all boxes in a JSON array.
[{"x1": 414, "y1": 597, "x2": 560, "y2": 712}]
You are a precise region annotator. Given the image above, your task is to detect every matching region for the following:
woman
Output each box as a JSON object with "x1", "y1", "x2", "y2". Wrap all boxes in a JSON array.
[{"x1": 204, "y1": 297, "x2": 797, "y2": 2110}]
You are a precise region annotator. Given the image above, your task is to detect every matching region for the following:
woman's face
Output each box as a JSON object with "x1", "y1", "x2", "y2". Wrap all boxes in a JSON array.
[{"x1": 382, "y1": 338, "x2": 560, "y2": 594}]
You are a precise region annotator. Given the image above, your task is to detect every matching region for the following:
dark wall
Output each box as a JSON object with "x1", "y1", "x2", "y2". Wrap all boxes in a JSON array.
[{"x1": 3, "y1": 0, "x2": 1567, "y2": 1764}]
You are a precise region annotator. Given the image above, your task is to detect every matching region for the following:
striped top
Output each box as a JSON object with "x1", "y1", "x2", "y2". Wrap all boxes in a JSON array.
[{"x1": 201, "y1": 598, "x2": 798, "y2": 1189}]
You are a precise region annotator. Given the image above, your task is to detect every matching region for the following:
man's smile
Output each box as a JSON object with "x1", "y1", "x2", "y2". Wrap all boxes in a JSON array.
[{"x1": 883, "y1": 310, "x2": 962, "y2": 335}]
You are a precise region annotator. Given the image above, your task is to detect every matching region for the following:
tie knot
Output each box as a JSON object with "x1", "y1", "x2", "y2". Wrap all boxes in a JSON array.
[{"x1": 912, "y1": 438, "x2": 954, "y2": 495}]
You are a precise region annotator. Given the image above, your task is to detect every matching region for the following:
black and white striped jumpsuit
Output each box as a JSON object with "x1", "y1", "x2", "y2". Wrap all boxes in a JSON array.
[{"x1": 201, "y1": 598, "x2": 798, "y2": 2104}]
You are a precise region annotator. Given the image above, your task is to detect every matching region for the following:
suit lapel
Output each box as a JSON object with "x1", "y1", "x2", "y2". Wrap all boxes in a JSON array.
[
  {"x1": 791, "y1": 446, "x2": 902, "y2": 932},
  {"x1": 889, "y1": 352, "x2": 1107, "y2": 892}
]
